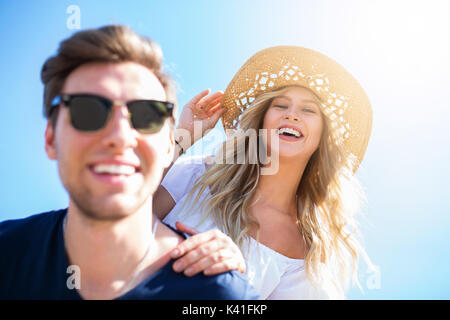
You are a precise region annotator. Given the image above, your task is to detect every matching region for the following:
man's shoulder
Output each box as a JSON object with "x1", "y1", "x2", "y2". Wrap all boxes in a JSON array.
[
  {"x1": 152, "y1": 224, "x2": 259, "y2": 300},
  {"x1": 0, "y1": 209, "x2": 66, "y2": 245},
  {"x1": 156, "y1": 261, "x2": 259, "y2": 300},
  {"x1": 0, "y1": 209, "x2": 72, "y2": 299},
  {"x1": 205, "y1": 269, "x2": 260, "y2": 300}
]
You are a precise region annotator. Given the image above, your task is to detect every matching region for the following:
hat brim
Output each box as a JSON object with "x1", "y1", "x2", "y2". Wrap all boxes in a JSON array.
[{"x1": 221, "y1": 46, "x2": 372, "y2": 171}]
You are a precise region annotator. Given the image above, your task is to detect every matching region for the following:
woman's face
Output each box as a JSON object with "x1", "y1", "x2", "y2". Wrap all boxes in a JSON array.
[{"x1": 261, "y1": 86, "x2": 324, "y2": 160}]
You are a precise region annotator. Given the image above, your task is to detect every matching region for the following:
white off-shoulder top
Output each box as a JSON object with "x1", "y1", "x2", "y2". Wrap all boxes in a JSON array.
[{"x1": 161, "y1": 155, "x2": 338, "y2": 300}]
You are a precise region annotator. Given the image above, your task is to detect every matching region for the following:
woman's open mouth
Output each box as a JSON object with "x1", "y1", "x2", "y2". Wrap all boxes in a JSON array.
[{"x1": 276, "y1": 127, "x2": 303, "y2": 141}]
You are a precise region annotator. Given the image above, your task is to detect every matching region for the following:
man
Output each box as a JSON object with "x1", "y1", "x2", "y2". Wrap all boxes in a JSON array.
[{"x1": 0, "y1": 25, "x2": 257, "y2": 300}]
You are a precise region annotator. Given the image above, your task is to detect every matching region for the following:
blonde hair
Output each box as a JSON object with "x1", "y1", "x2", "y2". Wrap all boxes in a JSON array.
[{"x1": 183, "y1": 85, "x2": 372, "y2": 297}]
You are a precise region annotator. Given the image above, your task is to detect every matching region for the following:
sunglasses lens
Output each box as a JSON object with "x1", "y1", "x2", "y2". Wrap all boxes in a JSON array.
[
  {"x1": 62, "y1": 94, "x2": 171, "y2": 133},
  {"x1": 128, "y1": 101, "x2": 167, "y2": 133},
  {"x1": 69, "y1": 96, "x2": 109, "y2": 131}
]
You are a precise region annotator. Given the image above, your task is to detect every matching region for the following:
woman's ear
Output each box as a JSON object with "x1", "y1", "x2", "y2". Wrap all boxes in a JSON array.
[{"x1": 45, "y1": 121, "x2": 57, "y2": 160}]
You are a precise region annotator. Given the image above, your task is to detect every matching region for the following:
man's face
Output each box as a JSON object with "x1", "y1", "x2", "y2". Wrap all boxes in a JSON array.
[{"x1": 45, "y1": 62, "x2": 174, "y2": 221}]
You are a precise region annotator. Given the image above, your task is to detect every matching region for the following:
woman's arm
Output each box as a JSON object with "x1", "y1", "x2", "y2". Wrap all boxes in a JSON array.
[
  {"x1": 153, "y1": 89, "x2": 224, "y2": 220},
  {"x1": 150, "y1": 89, "x2": 247, "y2": 276},
  {"x1": 152, "y1": 90, "x2": 245, "y2": 277},
  {"x1": 152, "y1": 186, "x2": 176, "y2": 220}
]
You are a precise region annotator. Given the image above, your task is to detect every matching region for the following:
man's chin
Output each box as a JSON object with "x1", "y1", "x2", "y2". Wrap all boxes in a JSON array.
[
  {"x1": 82, "y1": 208, "x2": 132, "y2": 222},
  {"x1": 71, "y1": 196, "x2": 148, "y2": 222}
]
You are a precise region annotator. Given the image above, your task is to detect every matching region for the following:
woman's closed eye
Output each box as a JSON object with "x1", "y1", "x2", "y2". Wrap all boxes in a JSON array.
[
  {"x1": 302, "y1": 107, "x2": 317, "y2": 113},
  {"x1": 273, "y1": 104, "x2": 288, "y2": 109}
]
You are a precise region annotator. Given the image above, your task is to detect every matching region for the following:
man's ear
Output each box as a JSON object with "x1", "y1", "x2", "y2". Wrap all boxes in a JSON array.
[
  {"x1": 45, "y1": 121, "x2": 57, "y2": 160},
  {"x1": 163, "y1": 129, "x2": 175, "y2": 168}
]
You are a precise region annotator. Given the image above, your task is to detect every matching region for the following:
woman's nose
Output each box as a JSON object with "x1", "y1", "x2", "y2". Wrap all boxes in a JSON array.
[{"x1": 284, "y1": 114, "x2": 300, "y2": 122}]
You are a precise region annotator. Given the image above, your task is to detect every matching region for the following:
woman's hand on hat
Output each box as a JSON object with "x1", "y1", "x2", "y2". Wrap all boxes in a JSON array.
[
  {"x1": 176, "y1": 89, "x2": 225, "y2": 148},
  {"x1": 170, "y1": 221, "x2": 246, "y2": 277}
]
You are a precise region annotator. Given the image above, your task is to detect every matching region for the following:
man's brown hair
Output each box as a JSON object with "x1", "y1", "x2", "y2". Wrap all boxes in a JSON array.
[{"x1": 41, "y1": 25, "x2": 176, "y2": 127}]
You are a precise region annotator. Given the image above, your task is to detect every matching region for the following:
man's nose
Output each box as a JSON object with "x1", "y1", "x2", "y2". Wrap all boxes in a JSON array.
[{"x1": 102, "y1": 105, "x2": 138, "y2": 150}]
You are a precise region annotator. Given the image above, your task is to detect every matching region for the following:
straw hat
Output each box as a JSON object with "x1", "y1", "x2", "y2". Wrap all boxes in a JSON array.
[{"x1": 221, "y1": 46, "x2": 372, "y2": 170}]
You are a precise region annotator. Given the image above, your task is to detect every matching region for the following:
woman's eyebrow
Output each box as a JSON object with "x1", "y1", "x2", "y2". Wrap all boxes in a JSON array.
[
  {"x1": 275, "y1": 95, "x2": 319, "y2": 104},
  {"x1": 273, "y1": 95, "x2": 292, "y2": 102},
  {"x1": 301, "y1": 100, "x2": 321, "y2": 110},
  {"x1": 275, "y1": 95, "x2": 320, "y2": 108},
  {"x1": 302, "y1": 99, "x2": 320, "y2": 105}
]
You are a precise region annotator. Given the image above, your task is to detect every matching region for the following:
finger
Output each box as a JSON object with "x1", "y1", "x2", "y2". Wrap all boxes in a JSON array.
[
  {"x1": 209, "y1": 96, "x2": 223, "y2": 106},
  {"x1": 204, "y1": 100, "x2": 222, "y2": 112},
  {"x1": 206, "y1": 108, "x2": 226, "y2": 124},
  {"x1": 173, "y1": 241, "x2": 223, "y2": 273},
  {"x1": 203, "y1": 90, "x2": 224, "y2": 102},
  {"x1": 183, "y1": 250, "x2": 235, "y2": 277},
  {"x1": 198, "y1": 104, "x2": 222, "y2": 119},
  {"x1": 197, "y1": 91, "x2": 223, "y2": 108},
  {"x1": 206, "y1": 104, "x2": 225, "y2": 117},
  {"x1": 203, "y1": 259, "x2": 241, "y2": 276},
  {"x1": 205, "y1": 97, "x2": 224, "y2": 110},
  {"x1": 175, "y1": 221, "x2": 199, "y2": 236},
  {"x1": 204, "y1": 95, "x2": 223, "y2": 107},
  {"x1": 170, "y1": 229, "x2": 221, "y2": 259},
  {"x1": 189, "y1": 89, "x2": 211, "y2": 106}
]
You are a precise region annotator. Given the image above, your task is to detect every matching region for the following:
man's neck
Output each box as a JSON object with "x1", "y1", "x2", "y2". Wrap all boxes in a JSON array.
[{"x1": 63, "y1": 199, "x2": 155, "y2": 299}]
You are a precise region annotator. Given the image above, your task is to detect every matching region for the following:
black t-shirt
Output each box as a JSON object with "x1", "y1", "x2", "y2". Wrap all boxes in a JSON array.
[{"x1": 0, "y1": 209, "x2": 258, "y2": 300}]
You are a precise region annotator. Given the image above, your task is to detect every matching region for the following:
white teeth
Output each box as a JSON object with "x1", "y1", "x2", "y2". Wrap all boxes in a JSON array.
[
  {"x1": 277, "y1": 127, "x2": 302, "y2": 138},
  {"x1": 93, "y1": 164, "x2": 136, "y2": 175}
]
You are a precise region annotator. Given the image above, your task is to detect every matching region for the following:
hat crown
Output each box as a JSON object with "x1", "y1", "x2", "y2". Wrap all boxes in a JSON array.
[{"x1": 221, "y1": 46, "x2": 373, "y2": 172}]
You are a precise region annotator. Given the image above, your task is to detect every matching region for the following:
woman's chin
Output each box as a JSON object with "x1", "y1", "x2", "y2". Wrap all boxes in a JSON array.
[{"x1": 269, "y1": 146, "x2": 310, "y2": 160}]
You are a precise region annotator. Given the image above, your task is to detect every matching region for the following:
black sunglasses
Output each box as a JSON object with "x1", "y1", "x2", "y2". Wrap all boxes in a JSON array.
[{"x1": 51, "y1": 93, "x2": 174, "y2": 134}]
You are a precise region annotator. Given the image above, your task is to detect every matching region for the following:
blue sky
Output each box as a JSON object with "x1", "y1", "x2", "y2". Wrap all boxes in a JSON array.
[{"x1": 1, "y1": 0, "x2": 449, "y2": 299}]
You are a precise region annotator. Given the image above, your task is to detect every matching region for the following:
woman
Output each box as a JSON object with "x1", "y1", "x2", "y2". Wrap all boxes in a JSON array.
[{"x1": 157, "y1": 46, "x2": 374, "y2": 299}]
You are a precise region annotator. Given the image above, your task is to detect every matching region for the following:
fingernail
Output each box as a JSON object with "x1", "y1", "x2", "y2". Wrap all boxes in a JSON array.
[
  {"x1": 173, "y1": 262, "x2": 183, "y2": 272},
  {"x1": 184, "y1": 268, "x2": 194, "y2": 276},
  {"x1": 171, "y1": 249, "x2": 180, "y2": 258}
]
